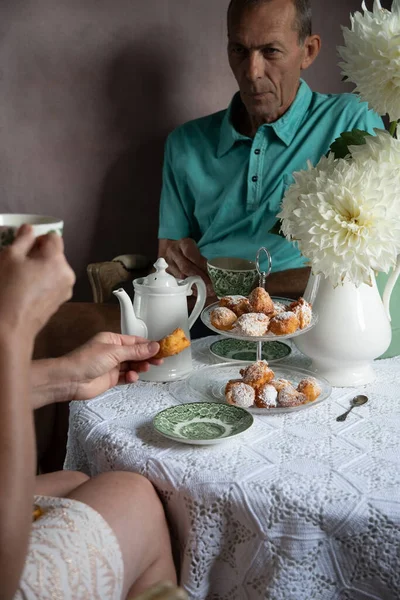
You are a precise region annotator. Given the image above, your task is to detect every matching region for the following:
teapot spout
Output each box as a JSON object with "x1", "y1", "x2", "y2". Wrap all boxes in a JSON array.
[
  {"x1": 382, "y1": 255, "x2": 400, "y2": 322},
  {"x1": 112, "y1": 288, "x2": 148, "y2": 338}
]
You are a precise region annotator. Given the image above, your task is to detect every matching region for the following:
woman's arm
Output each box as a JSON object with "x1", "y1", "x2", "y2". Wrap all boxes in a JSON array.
[
  {"x1": 0, "y1": 226, "x2": 75, "y2": 598},
  {"x1": 0, "y1": 334, "x2": 36, "y2": 599},
  {"x1": 31, "y1": 357, "x2": 76, "y2": 408}
]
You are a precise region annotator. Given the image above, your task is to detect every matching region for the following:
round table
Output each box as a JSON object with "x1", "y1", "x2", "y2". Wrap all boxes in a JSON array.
[{"x1": 65, "y1": 336, "x2": 400, "y2": 600}]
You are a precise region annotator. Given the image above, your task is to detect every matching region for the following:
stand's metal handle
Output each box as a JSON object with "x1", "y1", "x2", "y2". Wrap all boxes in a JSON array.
[{"x1": 256, "y1": 247, "x2": 272, "y2": 289}]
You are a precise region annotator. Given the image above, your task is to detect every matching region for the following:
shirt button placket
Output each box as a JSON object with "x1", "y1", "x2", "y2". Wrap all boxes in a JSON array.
[{"x1": 248, "y1": 135, "x2": 263, "y2": 211}]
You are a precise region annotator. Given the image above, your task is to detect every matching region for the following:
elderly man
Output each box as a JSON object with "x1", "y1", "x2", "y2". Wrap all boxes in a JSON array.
[{"x1": 158, "y1": 0, "x2": 383, "y2": 299}]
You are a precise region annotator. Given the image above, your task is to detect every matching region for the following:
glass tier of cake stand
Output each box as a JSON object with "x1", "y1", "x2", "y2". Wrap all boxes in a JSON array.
[
  {"x1": 201, "y1": 247, "x2": 318, "y2": 361},
  {"x1": 201, "y1": 296, "x2": 318, "y2": 360}
]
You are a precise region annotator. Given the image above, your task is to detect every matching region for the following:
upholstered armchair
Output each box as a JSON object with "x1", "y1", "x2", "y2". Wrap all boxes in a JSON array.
[{"x1": 87, "y1": 253, "x2": 152, "y2": 303}]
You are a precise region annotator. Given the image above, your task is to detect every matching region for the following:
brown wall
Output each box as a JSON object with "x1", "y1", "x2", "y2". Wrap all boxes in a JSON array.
[{"x1": 0, "y1": 0, "x2": 381, "y2": 300}]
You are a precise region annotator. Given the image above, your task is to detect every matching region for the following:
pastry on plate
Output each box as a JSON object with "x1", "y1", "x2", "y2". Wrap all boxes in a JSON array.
[
  {"x1": 277, "y1": 385, "x2": 307, "y2": 408},
  {"x1": 240, "y1": 360, "x2": 275, "y2": 388},
  {"x1": 219, "y1": 295, "x2": 252, "y2": 317},
  {"x1": 297, "y1": 377, "x2": 321, "y2": 401},
  {"x1": 154, "y1": 327, "x2": 191, "y2": 359},
  {"x1": 268, "y1": 311, "x2": 300, "y2": 335},
  {"x1": 287, "y1": 297, "x2": 312, "y2": 329},
  {"x1": 225, "y1": 379, "x2": 255, "y2": 408},
  {"x1": 248, "y1": 287, "x2": 275, "y2": 315},
  {"x1": 223, "y1": 359, "x2": 322, "y2": 411},
  {"x1": 270, "y1": 378, "x2": 292, "y2": 392},
  {"x1": 210, "y1": 306, "x2": 237, "y2": 331},
  {"x1": 232, "y1": 312, "x2": 270, "y2": 336},
  {"x1": 271, "y1": 301, "x2": 286, "y2": 317},
  {"x1": 254, "y1": 383, "x2": 278, "y2": 408}
]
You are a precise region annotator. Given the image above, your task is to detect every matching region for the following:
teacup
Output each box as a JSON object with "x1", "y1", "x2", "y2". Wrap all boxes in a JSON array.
[
  {"x1": 207, "y1": 257, "x2": 259, "y2": 299},
  {"x1": 0, "y1": 214, "x2": 64, "y2": 250}
]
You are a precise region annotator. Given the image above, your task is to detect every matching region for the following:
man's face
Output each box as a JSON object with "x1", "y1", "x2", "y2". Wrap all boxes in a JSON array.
[{"x1": 228, "y1": 0, "x2": 308, "y2": 123}]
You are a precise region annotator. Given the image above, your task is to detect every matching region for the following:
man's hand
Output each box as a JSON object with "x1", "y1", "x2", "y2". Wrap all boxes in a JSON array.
[
  {"x1": 32, "y1": 333, "x2": 163, "y2": 407},
  {"x1": 159, "y1": 238, "x2": 214, "y2": 297}
]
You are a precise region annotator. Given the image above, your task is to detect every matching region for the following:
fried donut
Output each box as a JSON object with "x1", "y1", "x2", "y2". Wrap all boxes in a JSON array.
[
  {"x1": 219, "y1": 295, "x2": 252, "y2": 317},
  {"x1": 255, "y1": 383, "x2": 278, "y2": 408},
  {"x1": 297, "y1": 377, "x2": 322, "y2": 402},
  {"x1": 240, "y1": 360, "x2": 275, "y2": 388},
  {"x1": 248, "y1": 287, "x2": 275, "y2": 315},
  {"x1": 268, "y1": 311, "x2": 300, "y2": 335},
  {"x1": 277, "y1": 386, "x2": 307, "y2": 408},
  {"x1": 271, "y1": 301, "x2": 286, "y2": 317},
  {"x1": 287, "y1": 297, "x2": 312, "y2": 329},
  {"x1": 154, "y1": 327, "x2": 191, "y2": 359},
  {"x1": 270, "y1": 378, "x2": 293, "y2": 392},
  {"x1": 225, "y1": 380, "x2": 255, "y2": 408},
  {"x1": 210, "y1": 306, "x2": 237, "y2": 331},
  {"x1": 232, "y1": 313, "x2": 270, "y2": 336}
]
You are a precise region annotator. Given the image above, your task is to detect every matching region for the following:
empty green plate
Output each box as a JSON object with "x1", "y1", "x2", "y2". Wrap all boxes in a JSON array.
[
  {"x1": 209, "y1": 338, "x2": 291, "y2": 363},
  {"x1": 153, "y1": 402, "x2": 254, "y2": 445}
]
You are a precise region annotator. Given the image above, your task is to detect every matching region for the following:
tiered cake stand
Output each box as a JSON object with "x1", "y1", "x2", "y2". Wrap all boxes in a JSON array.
[{"x1": 201, "y1": 247, "x2": 318, "y2": 362}]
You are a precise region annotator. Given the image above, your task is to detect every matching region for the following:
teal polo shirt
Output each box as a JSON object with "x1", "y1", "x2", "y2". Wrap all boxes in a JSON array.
[{"x1": 158, "y1": 80, "x2": 384, "y2": 272}]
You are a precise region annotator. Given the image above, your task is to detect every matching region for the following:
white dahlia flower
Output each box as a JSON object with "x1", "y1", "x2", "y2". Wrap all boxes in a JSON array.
[
  {"x1": 338, "y1": 0, "x2": 400, "y2": 121},
  {"x1": 278, "y1": 148, "x2": 400, "y2": 287},
  {"x1": 349, "y1": 127, "x2": 400, "y2": 167}
]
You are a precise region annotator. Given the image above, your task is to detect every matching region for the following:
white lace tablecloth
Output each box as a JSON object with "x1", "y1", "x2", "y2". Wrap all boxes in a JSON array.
[{"x1": 65, "y1": 336, "x2": 400, "y2": 600}]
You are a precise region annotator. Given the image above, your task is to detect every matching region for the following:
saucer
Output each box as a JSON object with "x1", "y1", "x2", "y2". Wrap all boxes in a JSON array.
[
  {"x1": 210, "y1": 338, "x2": 291, "y2": 363},
  {"x1": 153, "y1": 402, "x2": 254, "y2": 445}
]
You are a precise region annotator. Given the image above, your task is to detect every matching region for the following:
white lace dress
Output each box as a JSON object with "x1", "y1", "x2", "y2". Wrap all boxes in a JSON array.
[{"x1": 15, "y1": 495, "x2": 124, "y2": 600}]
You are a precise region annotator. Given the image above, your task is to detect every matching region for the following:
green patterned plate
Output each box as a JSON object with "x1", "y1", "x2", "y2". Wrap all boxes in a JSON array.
[
  {"x1": 153, "y1": 402, "x2": 254, "y2": 445},
  {"x1": 210, "y1": 338, "x2": 291, "y2": 363}
]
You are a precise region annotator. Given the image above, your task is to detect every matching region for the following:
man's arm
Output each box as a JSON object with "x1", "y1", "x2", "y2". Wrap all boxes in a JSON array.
[{"x1": 158, "y1": 131, "x2": 217, "y2": 295}]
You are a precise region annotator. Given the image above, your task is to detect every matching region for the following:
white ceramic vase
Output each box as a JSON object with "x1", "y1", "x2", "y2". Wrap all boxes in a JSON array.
[{"x1": 294, "y1": 272, "x2": 392, "y2": 387}]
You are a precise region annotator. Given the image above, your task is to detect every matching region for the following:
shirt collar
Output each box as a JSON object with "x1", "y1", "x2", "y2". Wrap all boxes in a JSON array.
[{"x1": 217, "y1": 79, "x2": 313, "y2": 157}]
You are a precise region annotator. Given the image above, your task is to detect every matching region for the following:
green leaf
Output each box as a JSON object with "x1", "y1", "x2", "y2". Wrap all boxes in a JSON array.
[
  {"x1": 269, "y1": 219, "x2": 285, "y2": 238},
  {"x1": 328, "y1": 129, "x2": 371, "y2": 159}
]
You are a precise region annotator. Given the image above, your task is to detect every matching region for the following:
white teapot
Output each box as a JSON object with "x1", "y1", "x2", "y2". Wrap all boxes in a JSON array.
[{"x1": 113, "y1": 258, "x2": 207, "y2": 382}]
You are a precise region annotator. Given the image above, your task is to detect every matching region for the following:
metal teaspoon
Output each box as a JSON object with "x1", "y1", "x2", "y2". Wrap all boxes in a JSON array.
[{"x1": 336, "y1": 395, "x2": 368, "y2": 422}]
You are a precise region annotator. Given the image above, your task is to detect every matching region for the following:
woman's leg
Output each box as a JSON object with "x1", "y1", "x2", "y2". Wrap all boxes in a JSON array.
[
  {"x1": 67, "y1": 471, "x2": 176, "y2": 599},
  {"x1": 35, "y1": 470, "x2": 89, "y2": 497}
]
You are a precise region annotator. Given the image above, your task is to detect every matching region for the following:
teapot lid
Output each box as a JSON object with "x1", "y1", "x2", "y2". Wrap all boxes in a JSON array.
[{"x1": 142, "y1": 258, "x2": 178, "y2": 288}]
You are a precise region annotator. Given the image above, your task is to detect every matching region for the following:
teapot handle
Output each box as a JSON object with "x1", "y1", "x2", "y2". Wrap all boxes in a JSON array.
[
  {"x1": 383, "y1": 254, "x2": 400, "y2": 322},
  {"x1": 185, "y1": 276, "x2": 207, "y2": 330}
]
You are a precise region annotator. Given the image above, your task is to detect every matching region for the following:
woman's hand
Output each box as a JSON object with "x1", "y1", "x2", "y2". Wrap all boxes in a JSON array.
[
  {"x1": 32, "y1": 332, "x2": 163, "y2": 406},
  {"x1": 0, "y1": 225, "x2": 75, "y2": 341},
  {"x1": 66, "y1": 332, "x2": 163, "y2": 400}
]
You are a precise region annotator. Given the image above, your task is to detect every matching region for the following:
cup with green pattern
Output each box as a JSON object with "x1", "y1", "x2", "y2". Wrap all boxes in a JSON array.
[
  {"x1": 207, "y1": 257, "x2": 258, "y2": 299},
  {"x1": 0, "y1": 214, "x2": 64, "y2": 250}
]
